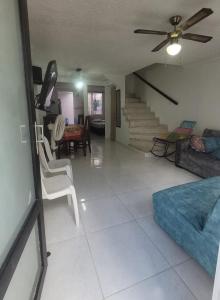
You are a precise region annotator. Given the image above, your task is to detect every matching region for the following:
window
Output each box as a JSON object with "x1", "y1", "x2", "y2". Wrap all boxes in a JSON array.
[{"x1": 88, "y1": 92, "x2": 103, "y2": 115}]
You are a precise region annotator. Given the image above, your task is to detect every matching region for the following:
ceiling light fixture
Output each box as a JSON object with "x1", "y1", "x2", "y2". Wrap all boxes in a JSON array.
[
  {"x1": 75, "y1": 80, "x2": 84, "y2": 90},
  {"x1": 75, "y1": 68, "x2": 84, "y2": 90},
  {"x1": 166, "y1": 40, "x2": 182, "y2": 56}
]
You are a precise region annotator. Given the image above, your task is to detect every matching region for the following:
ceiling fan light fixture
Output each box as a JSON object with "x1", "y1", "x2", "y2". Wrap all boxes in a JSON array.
[
  {"x1": 166, "y1": 42, "x2": 182, "y2": 56},
  {"x1": 75, "y1": 80, "x2": 84, "y2": 90},
  {"x1": 74, "y1": 68, "x2": 84, "y2": 90}
]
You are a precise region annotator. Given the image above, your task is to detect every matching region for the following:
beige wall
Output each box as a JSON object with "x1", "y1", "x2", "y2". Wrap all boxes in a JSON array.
[{"x1": 131, "y1": 59, "x2": 220, "y2": 134}]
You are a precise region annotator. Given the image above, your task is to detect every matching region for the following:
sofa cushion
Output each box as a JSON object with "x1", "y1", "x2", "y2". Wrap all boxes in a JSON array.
[
  {"x1": 212, "y1": 148, "x2": 220, "y2": 160},
  {"x1": 204, "y1": 199, "x2": 220, "y2": 241},
  {"x1": 203, "y1": 137, "x2": 220, "y2": 153},
  {"x1": 179, "y1": 148, "x2": 220, "y2": 178},
  {"x1": 153, "y1": 177, "x2": 220, "y2": 231},
  {"x1": 153, "y1": 194, "x2": 219, "y2": 277}
]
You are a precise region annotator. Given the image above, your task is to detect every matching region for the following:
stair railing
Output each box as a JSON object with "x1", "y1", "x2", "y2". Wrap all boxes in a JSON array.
[{"x1": 133, "y1": 72, "x2": 178, "y2": 106}]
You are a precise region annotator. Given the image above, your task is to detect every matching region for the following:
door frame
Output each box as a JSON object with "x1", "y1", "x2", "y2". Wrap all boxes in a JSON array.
[
  {"x1": 0, "y1": 0, "x2": 47, "y2": 299},
  {"x1": 110, "y1": 85, "x2": 116, "y2": 141}
]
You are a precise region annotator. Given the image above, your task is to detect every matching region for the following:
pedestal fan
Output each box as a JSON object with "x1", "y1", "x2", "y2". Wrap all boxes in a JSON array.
[{"x1": 48, "y1": 115, "x2": 65, "y2": 158}]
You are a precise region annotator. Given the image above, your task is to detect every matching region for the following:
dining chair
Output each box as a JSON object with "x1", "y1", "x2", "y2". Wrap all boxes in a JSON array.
[
  {"x1": 43, "y1": 136, "x2": 73, "y2": 179},
  {"x1": 78, "y1": 114, "x2": 84, "y2": 125},
  {"x1": 40, "y1": 166, "x2": 79, "y2": 226},
  {"x1": 39, "y1": 142, "x2": 73, "y2": 182},
  {"x1": 74, "y1": 115, "x2": 91, "y2": 156}
]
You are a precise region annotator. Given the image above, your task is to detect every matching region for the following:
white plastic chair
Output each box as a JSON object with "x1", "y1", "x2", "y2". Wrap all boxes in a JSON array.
[
  {"x1": 39, "y1": 142, "x2": 73, "y2": 182},
  {"x1": 43, "y1": 135, "x2": 73, "y2": 176},
  {"x1": 40, "y1": 165, "x2": 79, "y2": 226},
  {"x1": 43, "y1": 135, "x2": 54, "y2": 161}
]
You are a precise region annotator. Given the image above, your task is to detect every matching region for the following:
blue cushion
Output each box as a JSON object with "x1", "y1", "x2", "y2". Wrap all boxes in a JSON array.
[
  {"x1": 180, "y1": 120, "x2": 197, "y2": 129},
  {"x1": 153, "y1": 177, "x2": 220, "y2": 231},
  {"x1": 153, "y1": 176, "x2": 220, "y2": 277},
  {"x1": 212, "y1": 147, "x2": 220, "y2": 160},
  {"x1": 204, "y1": 199, "x2": 220, "y2": 241},
  {"x1": 204, "y1": 137, "x2": 220, "y2": 153}
]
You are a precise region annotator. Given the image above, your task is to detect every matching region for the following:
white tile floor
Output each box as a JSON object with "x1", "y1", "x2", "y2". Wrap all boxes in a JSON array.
[{"x1": 41, "y1": 137, "x2": 214, "y2": 300}]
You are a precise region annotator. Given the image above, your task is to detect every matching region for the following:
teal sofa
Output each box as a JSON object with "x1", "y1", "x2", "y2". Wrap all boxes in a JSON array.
[{"x1": 153, "y1": 176, "x2": 220, "y2": 277}]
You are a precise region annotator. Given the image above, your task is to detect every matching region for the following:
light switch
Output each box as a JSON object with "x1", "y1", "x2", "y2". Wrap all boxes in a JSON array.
[{"x1": 19, "y1": 125, "x2": 27, "y2": 143}]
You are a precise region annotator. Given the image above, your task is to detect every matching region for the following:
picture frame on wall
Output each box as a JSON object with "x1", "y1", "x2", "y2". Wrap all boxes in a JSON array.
[{"x1": 116, "y1": 89, "x2": 121, "y2": 128}]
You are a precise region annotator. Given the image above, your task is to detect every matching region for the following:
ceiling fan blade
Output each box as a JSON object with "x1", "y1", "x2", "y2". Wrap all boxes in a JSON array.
[
  {"x1": 134, "y1": 29, "x2": 167, "y2": 35},
  {"x1": 152, "y1": 38, "x2": 170, "y2": 52},
  {"x1": 180, "y1": 8, "x2": 213, "y2": 31},
  {"x1": 182, "y1": 33, "x2": 213, "y2": 43}
]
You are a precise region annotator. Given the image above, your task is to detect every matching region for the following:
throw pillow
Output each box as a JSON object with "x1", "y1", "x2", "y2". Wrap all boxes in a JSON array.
[
  {"x1": 190, "y1": 135, "x2": 205, "y2": 152},
  {"x1": 175, "y1": 127, "x2": 193, "y2": 135},
  {"x1": 167, "y1": 127, "x2": 192, "y2": 142},
  {"x1": 180, "y1": 120, "x2": 197, "y2": 129},
  {"x1": 203, "y1": 137, "x2": 220, "y2": 153}
]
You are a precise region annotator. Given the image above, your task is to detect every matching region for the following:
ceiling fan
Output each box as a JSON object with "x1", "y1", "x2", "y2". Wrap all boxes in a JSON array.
[{"x1": 134, "y1": 8, "x2": 213, "y2": 55}]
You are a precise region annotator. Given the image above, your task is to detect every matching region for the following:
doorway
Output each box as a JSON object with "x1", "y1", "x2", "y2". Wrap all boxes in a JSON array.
[
  {"x1": 110, "y1": 86, "x2": 116, "y2": 141},
  {"x1": 87, "y1": 85, "x2": 105, "y2": 138},
  {"x1": 58, "y1": 91, "x2": 74, "y2": 125}
]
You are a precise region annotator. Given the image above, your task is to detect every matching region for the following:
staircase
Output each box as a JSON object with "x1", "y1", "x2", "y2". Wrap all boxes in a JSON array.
[{"x1": 123, "y1": 97, "x2": 168, "y2": 152}]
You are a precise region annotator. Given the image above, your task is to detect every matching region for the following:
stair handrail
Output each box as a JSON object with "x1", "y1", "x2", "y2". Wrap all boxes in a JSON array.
[{"x1": 133, "y1": 72, "x2": 178, "y2": 106}]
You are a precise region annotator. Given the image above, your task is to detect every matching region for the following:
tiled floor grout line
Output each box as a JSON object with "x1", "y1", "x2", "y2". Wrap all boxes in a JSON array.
[
  {"x1": 46, "y1": 217, "x2": 106, "y2": 299},
  {"x1": 103, "y1": 266, "x2": 172, "y2": 299},
  {"x1": 76, "y1": 169, "x2": 197, "y2": 299},
  {"x1": 133, "y1": 218, "x2": 173, "y2": 266},
  {"x1": 84, "y1": 226, "x2": 106, "y2": 300},
  {"x1": 82, "y1": 218, "x2": 136, "y2": 235},
  {"x1": 46, "y1": 232, "x2": 86, "y2": 248},
  {"x1": 78, "y1": 195, "x2": 174, "y2": 299},
  {"x1": 133, "y1": 217, "x2": 198, "y2": 299},
  {"x1": 172, "y1": 268, "x2": 199, "y2": 300}
]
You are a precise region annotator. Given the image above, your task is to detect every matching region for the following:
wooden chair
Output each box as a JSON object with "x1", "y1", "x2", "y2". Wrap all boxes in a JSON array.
[
  {"x1": 78, "y1": 114, "x2": 84, "y2": 125},
  {"x1": 72, "y1": 116, "x2": 91, "y2": 156}
]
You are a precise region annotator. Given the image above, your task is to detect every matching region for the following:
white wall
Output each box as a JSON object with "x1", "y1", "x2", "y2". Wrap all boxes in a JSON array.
[
  {"x1": 132, "y1": 59, "x2": 220, "y2": 133},
  {"x1": 58, "y1": 91, "x2": 74, "y2": 124},
  {"x1": 125, "y1": 74, "x2": 136, "y2": 97}
]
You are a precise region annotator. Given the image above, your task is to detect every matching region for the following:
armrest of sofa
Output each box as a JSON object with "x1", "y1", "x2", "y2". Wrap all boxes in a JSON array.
[{"x1": 175, "y1": 138, "x2": 191, "y2": 165}]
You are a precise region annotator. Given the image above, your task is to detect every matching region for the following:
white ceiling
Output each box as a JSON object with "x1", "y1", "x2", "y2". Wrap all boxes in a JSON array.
[{"x1": 28, "y1": 0, "x2": 220, "y2": 79}]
